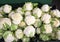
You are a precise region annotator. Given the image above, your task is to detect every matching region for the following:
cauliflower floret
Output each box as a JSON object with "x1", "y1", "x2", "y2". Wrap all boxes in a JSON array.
[
  {"x1": 57, "y1": 30, "x2": 60, "y2": 40},
  {"x1": 19, "y1": 21, "x2": 26, "y2": 27},
  {"x1": 3, "y1": 31, "x2": 15, "y2": 42},
  {"x1": 3, "y1": 4, "x2": 12, "y2": 13},
  {"x1": 25, "y1": 11, "x2": 31, "y2": 16},
  {"x1": 53, "y1": 18, "x2": 60, "y2": 27},
  {"x1": 16, "y1": 7, "x2": 24, "y2": 15},
  {"x1": 44, "y1": 24, "x2": 52, "y2": 33},
  {"x1": 24, "y1": 2, "x2": 33, "y2": 11},
  {"x1": 25, "y1": 15, "x2": 36, "y2": 25},
  {"x1": 8, "y1": 11, "x2": 15, "y2": 18},
  {"x1": 51, "y1": 9, "x2": 60, "y2": 18},
  {"x1": 41, "y1": 14, "x2": 51, "y2": 24},
  {"x1": 36, "y1": 28, "x2": 41, "y2": 34},
  {"x1": 24, "y1": 26, "x2": 35, "y2": 37},
  {"x1": 10, "y1": 13, "x2": 23, "y2": 24},
  {"x1": 41, "y1": 4, "x2": 50, "y2": 12},
  {"x1": 33, "y1": 8, "x2": 42, "y2": 18},
  {"x1": 15, "y1": 29, "x2": 23, "y2": 39},
  {"x1": 0, "y1": 18, "x2": 11, "y2": 29}
]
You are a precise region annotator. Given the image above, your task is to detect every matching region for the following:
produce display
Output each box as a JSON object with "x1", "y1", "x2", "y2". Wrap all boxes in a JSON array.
[{"x1": 0, "y1": 2, "x2": 60, "y2": 42}]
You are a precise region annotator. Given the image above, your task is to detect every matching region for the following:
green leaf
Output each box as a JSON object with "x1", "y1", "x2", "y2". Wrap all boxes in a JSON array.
[
  {"x1": 10, "y1": 24, "x2": 18, "y2": 31},
  {"x1": 40, "y1": 34, "x2": 50, "y2": 41}
]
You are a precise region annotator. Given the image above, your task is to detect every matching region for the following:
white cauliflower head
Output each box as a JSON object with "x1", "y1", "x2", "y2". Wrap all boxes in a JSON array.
[
  {"x1": 10, "y1": 13, "x2": 23, "y2": 24},
  {"x1": 51, "y1": 9, "x2": 60, "y2": 18},
  {"x1": 24, "y1": 26, "x2": 35, "y2": 37},
  {"x1": 33, "y1": 8, "x2": 42, "y2": 18},
  {"x1": 24, "y1": 2, "x2": 33, "y2": 11},
  {"x1": 0, "y1": 18, "x2": 11, "y2": 29},
  {"x1": 15, "y1": 29, "x2": 23, "y2": 39},
  {"x1": 25, "y1": 11, "x2": 31, "y2": 16},
  {"x1": 44, "y1": 24, "x2": 52, "y2": 33},
  {"x1": 16, "y1": 7, "x2": 24, "y2": 15},
  {"x1": 41, "y1": 4, "x2": 50, "y2": 12},
  {"x1": 3, "y1": 31, "x2": 15, "y2": 42},
  {"x1": 3, "y1": 4, "x2": 12, "y2": 13},
  {"x1": 41, "y1": 14, "x2": 51, "y2": 24},
  {"x1": 25, "y1": 15, "x2": 36, "y2": 25},
  {"x1": 52, "y1": 18, "x2": 60, "y2": 27}
]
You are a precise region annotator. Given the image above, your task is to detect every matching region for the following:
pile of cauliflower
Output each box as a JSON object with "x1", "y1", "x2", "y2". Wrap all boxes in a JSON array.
[{"x1": 0, "y1": 2, "x2": 60, "y2": 42}]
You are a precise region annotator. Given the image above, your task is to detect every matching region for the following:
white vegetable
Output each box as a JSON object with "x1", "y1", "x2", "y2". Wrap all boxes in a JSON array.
[
  {"x1": 24, "y1": 26, "x2": 35, "y2": 37},
  {"x1": 8, "y1": 11, "x2": 15, "y2": 18},
  {"x1": 25, "y1": 11, "x2": 31, "y2": 16},
  {"x1": 33, "y1": 8, "x2": 42, "y2": 18},
  {"x1": 3, "y1": 4, "x2": 12, "y2": 13},
  {"x1": 25, "y1": 15, "x2": 36, "y2": 25},
  {"x1": 16, "y1": 7, "x2": 24, "y2": 15},
  {"x1": 41, "y1": 14, "x2": 51, "y2": 24},
  {"x1": 41, "y1": 4, "x2": 50, "y2": 12},
  {"x1": 24, "y1": 2, "x2": 33, "y2": 11},
  {"x1": 44, "y1": 24, "x2": 52, "y2": 33},
  {"x1": 51, "y1": 9, "x2": 60, "y2": 18},
  {"x1": 15, "y1": 29, "x2": 23, "y2": 39},
  {"x1": 34, "y1": 19, "x2": 41, "y2": 27},
  {"x1": 19, "y1": 21, "x2": 26, "y2": 27},
  {"x1": 3, "y1": 31, "x2": 14, "y2": 42},
  {"x1": 11, "y1": 13, "x2": 23, "y2": 24},
  {"x1": 53, "y1": 18, "x2": 60, "y2": 27},
  {"x1": 57, "y1": 30, "x2": 60, "y2": 40},
  {"x1": 0, "y1": 18, "x2": 11, "y2": 29}
]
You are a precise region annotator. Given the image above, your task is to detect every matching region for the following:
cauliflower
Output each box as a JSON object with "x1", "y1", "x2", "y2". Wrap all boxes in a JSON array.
[
  {"x1": 34, "y1": 19, "x2": 41, "y2": 27},
  {"x1": 0, "y1": 18, "x2": 11, "y2": 29},
  {"x1": 41, "y1": 4, "x2": 50, "y2": 12},
  {"x1": 41, "y1": 14, "x2": 51, "y2": 24},
  {"x1": 24, "y1": 26, "x2": 35, "y2": 37},
  {"x1": 24, "y1": 2, "x2": 33, "y2": 11},
  {"x1": 16, "y1": 7, "x2": 24, "y2": 15},
  {"x1": 25, "y1": 15, "x2": 36, "y2": 25},
  {"x1": 15, "y1": 29, "x2": 23, "y2": 39},
  {"x1": 3, "y1": 31, "x2": 15, "y2": 42},
  {"x1": 52, "y1": 18, "x2": 60, "y2": 27},
  {"x1": 25, "y1": 11, "x2": 31, "y2": 16},
  {"x1": 3, "y1": 4, "x2": 12, "y2": 13},
  {"x1": 19, "y1": 21, "x2": 26, "y2": 27},
  {"x1": 51, "y1": 9, "x2": 60, "y2": 18},
  {"x1": 33, "y1": 8, "x2": 42, "y2": 18},
  {"x1": 44, "y1": 24, "x2": 52, "y2": 33},
  {"x1": 10, "y1": 13, "x2": 23, "y2": 24}
]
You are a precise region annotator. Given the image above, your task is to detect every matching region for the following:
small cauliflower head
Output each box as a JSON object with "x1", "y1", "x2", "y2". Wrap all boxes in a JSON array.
[
  {"x1": 16, "y1": 7, "x2": 24, "y2": 15},
  {"x1": 52, "y1": 18, "x2": 60, "y2": 27},
  {"x1": 57, "y1": 30, "x2": 60, "y2": 40},
  {"x1": 25, "y1": 11, "x2": 31, "y2": 16},
  {"x1": 24, "y1": 2, "x2": 33, "y2": 11},
  {"x1": 15, "y1": 29, "x2": 23, "y2": 39},
  {"x1": 41, "y1": 14, "x2": 51, "y2": 24},
  {"x1": 33, "y1": 8, "x2": 42, "y2": 18},
  {"x1": 34, "y1": 19, "x2": 41, "y2": 27},
  {"x1": 41, "y1": 4, "x2": 50, "y2": 12},
  {"x1": 3, "y1": 31, "x2": 15, "y2": 42},
  {"x1": 10, "y1": 13, "x2": 23, "y2": 25},
  {"x1": 44, "y1": 24, "x2": 52, "y2": 33},
  {"x1": 51, "y1": 9, "x2": 60, "y2": 18},
  {"x1": 3, "y1": 4, "x2": 12, "y2": 13},
  {"x1": 24, "y1": 26, "x2": 35, "y2": 37},
  {"x1": 0, "y1": 18, "x2": 11, "y2": 29},
  {"x1": 25, "y1": 15, "x2": 36, "y2": 25},
  {"x1": 19, "y1": 21, "x2": 26, "y2": 27}
]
